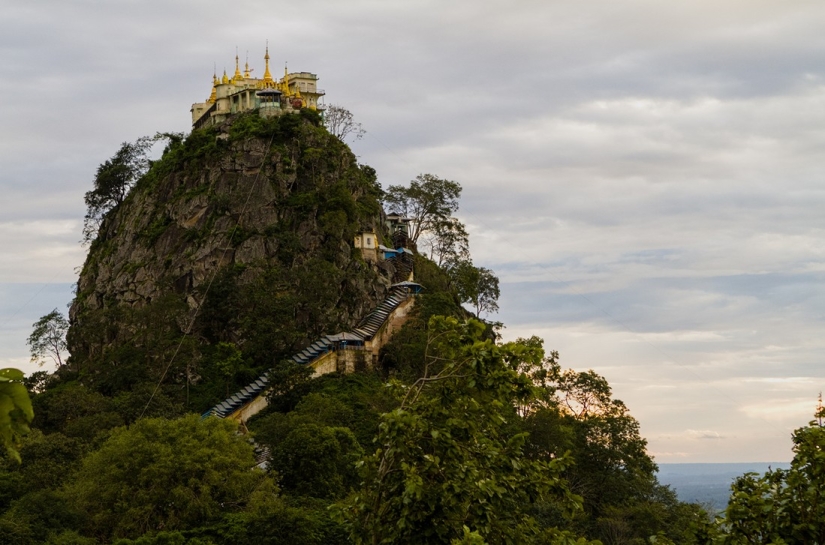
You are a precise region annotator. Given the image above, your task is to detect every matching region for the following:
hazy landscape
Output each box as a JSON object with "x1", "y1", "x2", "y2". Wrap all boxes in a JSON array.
[{"x1": 657, "y1": 462, "x2": 792, "y2": 511}]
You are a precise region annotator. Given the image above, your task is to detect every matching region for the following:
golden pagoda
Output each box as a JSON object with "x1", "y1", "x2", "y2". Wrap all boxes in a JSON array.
[{"x1": 190, "y1": 45, "x2": 325, "y2": 130}]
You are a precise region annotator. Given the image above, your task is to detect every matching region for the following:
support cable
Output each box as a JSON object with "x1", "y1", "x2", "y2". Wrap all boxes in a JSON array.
[{"x1": 140, "y1": 133, "x2": 276, "y2": 418}]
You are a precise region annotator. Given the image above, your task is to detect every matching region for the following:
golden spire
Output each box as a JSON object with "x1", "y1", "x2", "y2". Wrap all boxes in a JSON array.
[
  {"x1": 243, "y1": 50, "x2": 251, "y2": 78},
  {"x1": 221, "y1": 69, "x2": 229, "y2": 84},
  {"x1": 208, "y1": 68, "x2": 218, "y2": 103},
  {"x1": 262, "y1": 41, "x2": 274, "y2": 86},
  {"x1": 232, "y1": 48, "x2": 242, "y2": 82},
  {"x1": 282, "y1": 64, "x2": 290, "y2": 95}
]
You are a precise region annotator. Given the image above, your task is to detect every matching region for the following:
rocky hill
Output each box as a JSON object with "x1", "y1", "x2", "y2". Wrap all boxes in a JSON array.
[{"x1": 67, "y1": 111, "x2": 394, "y2": 410}]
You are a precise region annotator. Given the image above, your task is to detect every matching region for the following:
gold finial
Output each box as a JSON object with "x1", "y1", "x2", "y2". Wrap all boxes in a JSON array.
[
  {"x1": 244, "y1": 50, "x2": 251, "y2": 78},
  {"x1": 232, "y1": 48, "x2": 243, "y2": 82},
  {"x1": 263, "y1": 41, "x2": 274, "y2": 86},
  {"x1": 221, "y1": 69, "x2": 229, "y2": 84},
  {"x1": 208, "y1": 66, "x2": 218, "y2": 103},
  {"x1": 282, "y1": 64, "x2": 290, "y2": 95}
]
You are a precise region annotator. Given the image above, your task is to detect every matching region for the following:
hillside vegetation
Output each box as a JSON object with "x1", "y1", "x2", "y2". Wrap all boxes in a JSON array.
[
  {"x1": 0, "y1": 112, "x2": 715, "y2": 544},
  {"x1": 68, "y1": 111, "x2": 390, "y2": 415}
]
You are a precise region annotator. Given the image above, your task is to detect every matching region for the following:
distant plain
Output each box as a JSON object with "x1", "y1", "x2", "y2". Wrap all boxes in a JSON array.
[{"x1": 657, "y1": 462, "x2": 792, "y2": 511}]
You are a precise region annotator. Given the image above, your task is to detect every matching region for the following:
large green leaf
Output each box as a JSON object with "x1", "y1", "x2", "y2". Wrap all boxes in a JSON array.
[{"x1": 0, "y1": 368, "x2": 33, "y2": 463}]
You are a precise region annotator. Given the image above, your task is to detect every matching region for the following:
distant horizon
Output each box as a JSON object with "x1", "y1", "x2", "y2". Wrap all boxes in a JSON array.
[
  {"x1": 657, "y1": 461, "x2": 792, "y2": 466},
  {"x1": 656, "y1": 461, "x2": 793, "y2": 510}
]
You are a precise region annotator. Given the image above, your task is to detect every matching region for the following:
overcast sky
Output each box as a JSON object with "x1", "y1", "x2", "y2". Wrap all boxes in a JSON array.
[{"x1": 2, "y1": 0, "x2": 824, "y2": 462}]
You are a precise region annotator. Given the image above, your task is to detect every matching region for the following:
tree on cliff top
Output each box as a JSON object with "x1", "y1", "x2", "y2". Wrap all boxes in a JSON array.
[
  {"x1": 82, "y1": 133, "x2": 182, "y2": 245},
  {"x1": 324, "y1": 104, "x2": 366, "y2": 142},
  {"x1": 384, "y1": 174, "x2": 462, "y2": 247},
  {"x1": 82, "y1": 136, "x2": 153, "y2": 244}
]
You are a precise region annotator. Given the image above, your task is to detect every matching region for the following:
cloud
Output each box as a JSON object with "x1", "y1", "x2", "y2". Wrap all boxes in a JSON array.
[
  {"x1": 686, "y1": 429, "x2": 727, "y2": 440},
  {"x1": 0, "y1": 221, "x2": 84, "y2": 283},
  {"x1": 649, "y1": 451, "x2": 689, "y2": 458},
  {"x1": 740, "y1": 398, "x2": 818, "y2": 422}
]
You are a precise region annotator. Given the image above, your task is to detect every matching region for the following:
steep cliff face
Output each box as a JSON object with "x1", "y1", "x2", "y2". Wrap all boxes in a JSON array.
[{"x1": 68, "y1": 112, "x2": 393, "y2": 409}]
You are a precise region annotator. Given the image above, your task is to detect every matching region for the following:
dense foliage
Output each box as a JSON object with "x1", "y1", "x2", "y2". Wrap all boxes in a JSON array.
[
  {"x1": 0, "y1": 111, "x2": 715, "y2": 544},
  {"x1": 695, "y1": 406, "x2": 825, "y2": 544},
  {"x1": 340, "y1": 317, "x2": 588, "y2": 544},
  {"x1": 6, "y1": 308, "x2": 708, "y2": 543}
]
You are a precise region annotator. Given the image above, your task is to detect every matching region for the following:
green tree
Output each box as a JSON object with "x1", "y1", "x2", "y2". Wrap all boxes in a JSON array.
[
  {"x1": 715, "y1": 402, "x2": 825, "y2": 544},
  {"x1": 63, "y1": 414, "x2": 269, "y2": 541},
  {"x1": 0, "y1": 488, "x2": 81, "y2": 544},
  {"x1": 213, "y1": 341, "x2": 245, "y2": 397},
  {"x1": 27, "y1": 309, "x2": 69, "y2": 368},
  {"x1": 0, "y1": 431, "x2": 84, "y2": 543},
  {"x1": 323, "y1": 104, "x2": 365, "y2": 142},
  {"x1": 0, "y1": 430, "x2": 85, "y2": 504},
  {"x1": 338, "y1": 317, "x2": 590, "y2": 545},
  {"x1": 269, "y1": 423, "x2": 363, "y2": 499},
  {"x1": 449, "y1": 259, "x2": 501, "y2": 318},
  {"x1": 384, "y1": 174, "x2": 462, "y2": 246},
  {"x1": 23, "y1": 371, "x2": 53, "y2": 394},
  {"x1": 83, "y1": 136, "x2": 154, "y2": 244},
  {"x1": 522, "y1": 358, "x2": 706, "y2": 544},
  {"x1": 423, "y1": 216, "x2": 470, "y2": 267}
]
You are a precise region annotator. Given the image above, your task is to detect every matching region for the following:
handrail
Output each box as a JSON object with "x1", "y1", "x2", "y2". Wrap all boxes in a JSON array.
[{"x1": 202, "y1": 283, "x2": 421, "y2": 420}]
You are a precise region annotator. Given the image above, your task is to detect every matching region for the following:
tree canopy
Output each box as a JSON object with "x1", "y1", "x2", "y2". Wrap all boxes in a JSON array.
[
  {"x1": 338, "y1": 317, "x2": 593, "y2": 545},
  {"x1": 449, "y1": 260, "x2": 501, "y2": 318},
  {"x1": 324, "y1": 104, "x2": 365, "y2": 142},
  {"x1": 82, "y1": 133, "x2": 183, "y2": 245},
  {"x1": 424, "y1": 216, "x2": 470, "y2": 267},
  {"x1": 82, "y1": 136, "x2": 154, "y2": 244},
  {"x1": 26, "y1": 309, "x2": 69, "y2": 368},
  {"x1": 63, "y1": 415, "x2": 269, "y2": 541},
  {"x1": 708, "y1": 403, "x2": 825, "y2": 544},
  {"x1": 384, "y1": 174, "x2": 462, "y2": 247}
]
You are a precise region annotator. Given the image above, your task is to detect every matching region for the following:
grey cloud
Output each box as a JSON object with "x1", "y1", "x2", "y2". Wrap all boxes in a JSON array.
[
  {"x1": 497, "y1": 272, "x2": 825, "y2": 331},
  {"x1": 687, "y1": 430, "x2": 727, "y2": 440}
]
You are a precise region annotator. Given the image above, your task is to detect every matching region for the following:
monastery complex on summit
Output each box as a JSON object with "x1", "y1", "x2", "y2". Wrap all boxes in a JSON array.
[{"x1": 191, "y1": 46, "x2": 325, "y2": 130}]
